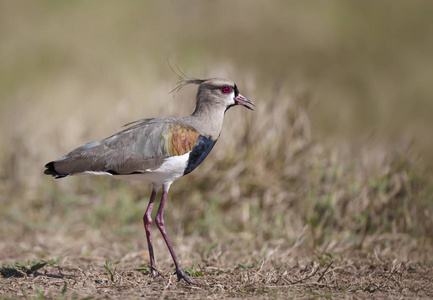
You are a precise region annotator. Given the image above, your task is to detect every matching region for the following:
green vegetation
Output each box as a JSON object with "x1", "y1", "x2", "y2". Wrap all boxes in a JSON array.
[{"x1": 1, "y1": 255, "x2": 64, "y2": 278}]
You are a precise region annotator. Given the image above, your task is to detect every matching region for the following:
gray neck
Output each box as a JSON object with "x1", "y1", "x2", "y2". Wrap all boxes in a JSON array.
[
  {"x1": 181, "y1": 87, "x2": 230, "y2": 140},
  {"x1": 184, "y1": 104, "x2": 226, "y2": 140}
]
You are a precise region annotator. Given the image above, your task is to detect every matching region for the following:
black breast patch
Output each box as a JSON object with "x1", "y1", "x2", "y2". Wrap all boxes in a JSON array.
[{"x1": 184, "y1": 135, "x2": 216, "y2": 175}]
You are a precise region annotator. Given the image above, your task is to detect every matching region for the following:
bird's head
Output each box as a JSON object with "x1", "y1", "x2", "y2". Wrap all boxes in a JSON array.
[
  {"x1": 173, "y1": 77, "x2": 254, "y2": 113},
  {"x1": 199, "y1": 78, "x2": 254, "y2": 112}
]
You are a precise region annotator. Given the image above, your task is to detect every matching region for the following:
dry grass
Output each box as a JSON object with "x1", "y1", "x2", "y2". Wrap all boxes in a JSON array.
[
  {"x1": 1, "y1": 237, "x2": 432, "y2": 299},
  {"x1": 1, "y1": 1, "x2": 433, "y2": 299}
]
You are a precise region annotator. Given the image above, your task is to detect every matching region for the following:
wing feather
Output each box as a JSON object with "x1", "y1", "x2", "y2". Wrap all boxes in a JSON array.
[{"x1": 45, "y1": 120, "x2": 201, "y2": 177}]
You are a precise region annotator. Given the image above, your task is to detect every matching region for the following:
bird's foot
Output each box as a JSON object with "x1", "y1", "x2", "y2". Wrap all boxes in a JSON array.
[
  {"x1": 175, "y1": 267, "x2": 195, "y2": 284},
  {"x1": 148, "y1": 266, "x2": 158, "y2": 279}
]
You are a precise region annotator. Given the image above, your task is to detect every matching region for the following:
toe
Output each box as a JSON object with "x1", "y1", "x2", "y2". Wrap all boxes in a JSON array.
[
  {"x1": 148, "y1": 267, "x2": 158, "y2": 279},
  {"x1": 176, "y1": 268, "x2": 195, "y2": 284}
]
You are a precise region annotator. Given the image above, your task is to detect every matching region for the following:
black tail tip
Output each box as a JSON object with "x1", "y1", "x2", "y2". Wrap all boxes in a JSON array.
[{"x1": 44, "y1": 161, "x2": 68, "y2": 179}]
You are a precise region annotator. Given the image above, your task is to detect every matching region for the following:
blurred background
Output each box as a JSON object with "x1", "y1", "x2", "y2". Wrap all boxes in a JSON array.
[{"x1": 1, "y1": 1, "x2": 432, "y2": 262}]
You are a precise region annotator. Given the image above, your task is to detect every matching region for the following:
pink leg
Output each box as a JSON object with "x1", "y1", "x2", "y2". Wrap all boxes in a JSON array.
[
  {"x1": 143, "y1": 185, "x2": 159, "y2": 277},
  {"x1": 155, "y1": 184, "x2": 194, "y2": 284}
]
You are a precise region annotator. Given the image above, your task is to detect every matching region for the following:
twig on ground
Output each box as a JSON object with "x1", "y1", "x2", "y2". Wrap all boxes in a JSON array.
[{"x1": 317, "y1": 261, "x2": 334, "y2": 283}]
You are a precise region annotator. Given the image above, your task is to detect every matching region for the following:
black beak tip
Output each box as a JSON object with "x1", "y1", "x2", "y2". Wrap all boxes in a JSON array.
[{"x1": 245, "y1": 100, "x2": 255, "y2": 111}]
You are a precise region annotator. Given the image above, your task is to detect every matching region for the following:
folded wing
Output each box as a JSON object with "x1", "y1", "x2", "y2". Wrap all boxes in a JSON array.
[{"x1": 44, "y1": 119, "x2": 201, "y2": 178}]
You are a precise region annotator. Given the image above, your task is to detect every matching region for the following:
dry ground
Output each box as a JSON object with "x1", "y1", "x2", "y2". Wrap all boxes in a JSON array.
[
  {"x1": 1, "y1": 240, "x2": 433, "y2": 299},
  {"x1": 1, "y1": 236, "x2": 433, "y2": 299}
]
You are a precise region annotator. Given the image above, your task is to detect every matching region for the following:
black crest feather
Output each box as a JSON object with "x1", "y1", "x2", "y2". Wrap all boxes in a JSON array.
[{"x1": 168, "y1": 63, "x2": 206, "y2": 93}]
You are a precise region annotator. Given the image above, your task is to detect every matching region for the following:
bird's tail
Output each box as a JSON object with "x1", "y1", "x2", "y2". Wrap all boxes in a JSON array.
[{"x1": 44, "y1": 161, "x2": 69, "y2": 179}]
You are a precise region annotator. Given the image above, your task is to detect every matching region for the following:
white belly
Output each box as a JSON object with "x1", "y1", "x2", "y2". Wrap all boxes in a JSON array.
[{"x1": 83, "y1": 152, "x2": 190, "y2": 186}]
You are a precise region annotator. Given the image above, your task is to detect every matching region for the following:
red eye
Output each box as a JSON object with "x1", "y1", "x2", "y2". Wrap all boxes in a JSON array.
[{"x1": 221, "y1": 86, "x2": 232, "y2": 94}]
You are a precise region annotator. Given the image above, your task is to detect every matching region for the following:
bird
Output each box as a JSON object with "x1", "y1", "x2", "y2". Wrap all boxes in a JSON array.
[{"x1": 44, "y1": 75, "x2": 254, "y2": 284}]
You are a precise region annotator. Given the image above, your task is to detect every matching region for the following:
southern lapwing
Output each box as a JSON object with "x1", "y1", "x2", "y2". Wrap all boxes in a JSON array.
[{"x1": 44, "y1": 76, "x2": 254, "y2": 283}]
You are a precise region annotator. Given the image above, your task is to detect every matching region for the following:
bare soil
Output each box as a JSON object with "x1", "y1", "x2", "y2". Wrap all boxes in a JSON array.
[{"x1": 1, "y1": 239, "x2": 432, "y2": 299}]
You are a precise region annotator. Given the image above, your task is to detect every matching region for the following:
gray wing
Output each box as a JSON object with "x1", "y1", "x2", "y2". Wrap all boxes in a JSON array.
[{"x1": 44, "y1": 118, "x2": 199, "y2": 178}]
